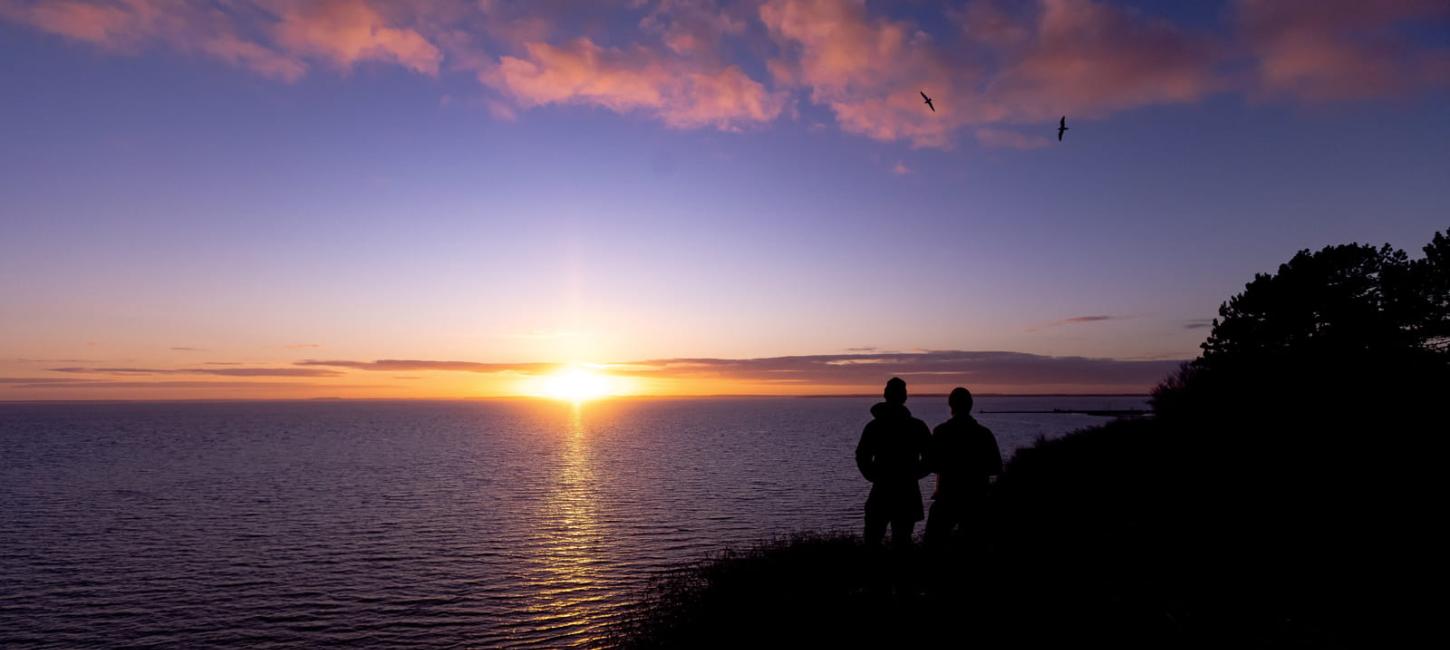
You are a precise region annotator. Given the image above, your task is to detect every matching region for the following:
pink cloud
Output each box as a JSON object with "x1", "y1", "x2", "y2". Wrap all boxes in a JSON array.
[
  {"x1": 759, "y1": 0, "x2": 1223, "y2": 148},
  {"x1": 957, "y1": 0, "x2": 1029, "y2": 49},
  {"x1": 4, "y1": 0, "x2": 1446, "y2": 144},
  {"x1": 1235, "y1": 0, "x2": 1450, "y2": 101},
  {"x1": 484, "y1": 37, "x2": 785, "y2": 130},
  {"x1": 761, "y1": 0, "x2": 969, "y2": 148},
  {"x1": 0, "y1": 0, "x2": 307, "y2": 80},
  {"x1": 483, "y1": 98, "x2": 518, "y2": 121},
  {"x1": 640, "y1": 0, "x2": 749, "y2": 56},
  {"x1": 983, "y1": 0, "x2": 1223, "y2": 121},
  {"x1": 7, "y1": 0, "x2": 150, "y2": 49},
  {"x1": 270, "y1": 0, "x2": 441, "y2": 76},
  {"x1": 0, "y1": 0, "x2": 442, "y2": 81},
  {"x1": 201, "y1": 31, "x2": 308, "y2": 82}
]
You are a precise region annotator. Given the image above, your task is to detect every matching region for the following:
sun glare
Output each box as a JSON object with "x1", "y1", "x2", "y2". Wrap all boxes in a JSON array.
[{"x1": 526, "y1": 366, "x2": 622, "y2": 403}]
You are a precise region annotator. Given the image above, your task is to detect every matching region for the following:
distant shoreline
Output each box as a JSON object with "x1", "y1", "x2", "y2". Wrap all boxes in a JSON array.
[
  {"x1": 980, "y1": 408, "x2": 1150, "y2": 417},
  {"x1": 0, "y1": 394, "x2": 1151, "y2": 405},
  {"x1": 793, "y1": 393, "x2": 1149, "y2": 399}
]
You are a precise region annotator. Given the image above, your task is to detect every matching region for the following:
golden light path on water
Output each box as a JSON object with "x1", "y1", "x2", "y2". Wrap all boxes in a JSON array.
[{"x1": 518, "y1": 403, "x2": 611, "y2": 646}]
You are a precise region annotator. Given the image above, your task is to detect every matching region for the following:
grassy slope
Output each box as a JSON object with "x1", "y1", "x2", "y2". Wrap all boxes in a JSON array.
[{"x1": 614, "y1": 412, "x2": 1425, "y2": 648}]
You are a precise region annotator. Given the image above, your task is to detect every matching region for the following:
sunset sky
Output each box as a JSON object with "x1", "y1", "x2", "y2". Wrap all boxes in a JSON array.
[{"x1": 2, "y1": 0, "x2": 1447, "y2": 399}]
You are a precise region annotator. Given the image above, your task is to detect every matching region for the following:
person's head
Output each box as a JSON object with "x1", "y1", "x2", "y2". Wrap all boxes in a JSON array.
[
  {"x1": 948, "y1": 386, "x2": 973, "y2": 415},
  {"x1": 884, "y1": 377, "x2": 907, "y2": 405}
]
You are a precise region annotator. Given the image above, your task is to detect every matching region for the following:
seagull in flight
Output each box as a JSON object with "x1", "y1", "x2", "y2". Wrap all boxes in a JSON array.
[
  {"x1": 1057, "y1": 116, "x2": 1069, "y2": 141},
  {"x1": 920, "y1": 90, "x2": 935, "y2": 112}
]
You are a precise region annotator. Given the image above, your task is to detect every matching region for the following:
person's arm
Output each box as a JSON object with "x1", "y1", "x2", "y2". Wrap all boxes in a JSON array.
[
  {"x1": 855, "y1": 426, "x2": 875, "y2": 482},
  {"x1": 984, "y1": 426, "x2": 1004, "y2": 477},
  {"x1": 914, "y1": 421, "x2": 933, "y2": 480},
  {"x1": 922, "y1": 426, "x2": 935, "y2": 475}
]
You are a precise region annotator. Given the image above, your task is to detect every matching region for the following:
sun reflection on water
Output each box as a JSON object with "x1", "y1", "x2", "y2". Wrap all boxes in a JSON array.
[{"x1": 520, "y1": 402, "x2": 613, "y2": 644}]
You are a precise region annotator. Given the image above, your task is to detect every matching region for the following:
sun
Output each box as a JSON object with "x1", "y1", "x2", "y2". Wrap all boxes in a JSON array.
[{"x1": 527, "y1": 365, "x2": 621, "y2": 403}]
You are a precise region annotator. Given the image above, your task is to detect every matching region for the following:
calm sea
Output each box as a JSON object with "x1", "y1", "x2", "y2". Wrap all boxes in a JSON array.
[{"x1": 0, "y1": 396, "x2": 1145, "y2": 647}]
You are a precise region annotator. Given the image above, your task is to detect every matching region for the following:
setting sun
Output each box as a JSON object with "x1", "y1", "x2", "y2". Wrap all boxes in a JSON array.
[{"x1": 523, "y1": 366, "x2": 626, "y2": 402}]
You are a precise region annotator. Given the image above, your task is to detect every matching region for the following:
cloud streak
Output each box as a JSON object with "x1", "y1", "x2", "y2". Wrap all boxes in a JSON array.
[
  {"x1": 296, "y1": 359, "x2": 558, "y2": 374},
  {"x1": 48, "y1": 366, "x2": 341, "y2": 377},
  {"x1": 1, "y1": 380, "x2": 355, "y2": 390},
  {"x1": 615, "y1": 351, "x2": 1183, "y2": 388},
  {"x1": 0, "y1": 377, "x2": 87, "y2": 384},
  {"x1": 1057, "y1": 315, "x2": 1116, "y2": 324},
  {"x1": 1026, "y1": 314, "x2": 1123, "y2": 331}
]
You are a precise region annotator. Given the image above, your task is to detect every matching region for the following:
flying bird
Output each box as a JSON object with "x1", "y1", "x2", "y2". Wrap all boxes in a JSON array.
[
  {"x1": 1057, "y1": 116, "x2": 1069, "y2": 141},
  {"x1": 921, "y1": 90, "x2": 935, "y2": 112}
]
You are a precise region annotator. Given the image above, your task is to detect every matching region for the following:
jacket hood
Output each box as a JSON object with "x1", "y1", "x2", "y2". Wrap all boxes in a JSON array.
[{"x1": 870, "y1": 402, "x2": 911, "y2": 420}]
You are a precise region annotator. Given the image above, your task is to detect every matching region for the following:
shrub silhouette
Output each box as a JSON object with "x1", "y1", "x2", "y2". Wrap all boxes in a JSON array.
[
  {"x1": 1154, "y1": 235, "x2": 1448, "y2": 418},
  {"x1": 998, "y1": 229, "x2": 1449, "y2": 646}
]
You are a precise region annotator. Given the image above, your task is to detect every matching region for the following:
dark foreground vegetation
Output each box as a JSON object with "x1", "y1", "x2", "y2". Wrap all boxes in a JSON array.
[{"x1": 617, "y1": 230, "x2": 1449, "y2": 648}]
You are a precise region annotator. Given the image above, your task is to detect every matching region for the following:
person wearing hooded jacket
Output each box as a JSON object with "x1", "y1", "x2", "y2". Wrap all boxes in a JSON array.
[
  {"x1": 854, "y1": 377, "x2": 932, "y2": 548},
  {"x1": 924, "y1": 386, "x2": 1003, "y2": 548}
]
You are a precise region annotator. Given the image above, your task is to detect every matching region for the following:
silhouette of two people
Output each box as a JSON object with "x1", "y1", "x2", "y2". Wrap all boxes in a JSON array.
[{"x1": 855, "y1": 378, "x2": 1002, "y2": 549}]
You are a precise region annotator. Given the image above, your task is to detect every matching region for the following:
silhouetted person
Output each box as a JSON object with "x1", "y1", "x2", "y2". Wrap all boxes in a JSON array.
[
  {"x1": 925, "y1": 387, "x2": 1002, "y2": 548},
  {"x1": 855, "y1": 377, "x2": 931, "y2": 549}
]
